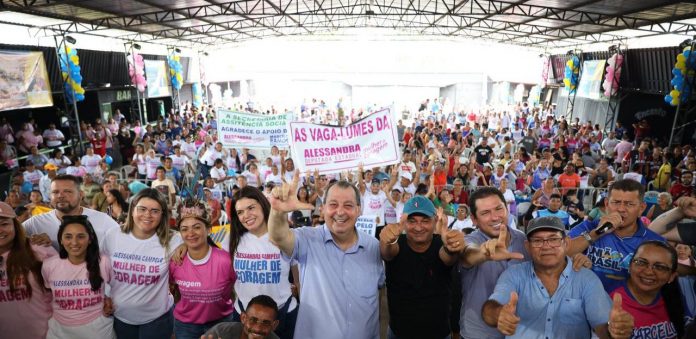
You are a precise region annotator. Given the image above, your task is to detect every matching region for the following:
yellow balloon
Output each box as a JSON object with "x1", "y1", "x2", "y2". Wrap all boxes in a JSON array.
[
  {"x1": 671, "y1": 89, "x2": 680, "y2": 97},
  {"x1": 176, "y1": 74, "x2": 182, "y2": 82},
  {"x1": 70, "y1": 55, "x2": 79, "y2": 65},
  {"x1": 672, "y1": 99, "x2": 679, "y2": 106},
  {"x1": 65, "y1": 46, "x2": 72, "y2": 54},
  {"x1": 677, "y1": 54, "x2": 686, "y2": 62}
]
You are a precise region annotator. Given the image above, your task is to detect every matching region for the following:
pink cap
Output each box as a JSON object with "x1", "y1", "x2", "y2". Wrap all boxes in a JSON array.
[{"x1": 0, "y1": 201, "x2": 17, "y2": 218}]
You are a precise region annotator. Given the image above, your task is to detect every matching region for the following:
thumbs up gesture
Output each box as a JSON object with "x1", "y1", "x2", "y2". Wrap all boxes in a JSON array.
[
  {"x1": 497, "y1": 291, "x2": 520, "y2": 336},
  {"x1": 380, "y1": 214, "x2": 406, "y2": 245},
  {"x1": 437, "y1": 207, "x2": 465, "y2": 254},
  {"x1": 608, "y1": 294, "x2": 634, "y2": 339}
]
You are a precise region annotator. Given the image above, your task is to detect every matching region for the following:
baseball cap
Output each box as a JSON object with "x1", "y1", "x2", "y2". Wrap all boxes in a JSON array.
[
  {"x1": 400, "y1": 172, "x2": 413, "y2": 181},
  {"x1": 0, "y1": 201, "x2": 17, "y2": 218},
  {"x1": 391, "y1": 186, "x2": 404, "y2": 193},
  {"x1": 371, "y1": 178, "x2": 380, "y2": 185},
  {"x1": 44, "y1": 163, "x2": 59, "y2": 171},
  {"x1": 403, "y1": 196, "x2": 436, "y2": 218},
  {"x1": 526, "y1": 216, "x2": 566, "y2": 236}
]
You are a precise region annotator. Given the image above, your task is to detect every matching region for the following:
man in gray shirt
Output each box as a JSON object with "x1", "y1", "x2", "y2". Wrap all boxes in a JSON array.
[{"x1": 203, "y1": 295, "x2": 280, "y2": 339}]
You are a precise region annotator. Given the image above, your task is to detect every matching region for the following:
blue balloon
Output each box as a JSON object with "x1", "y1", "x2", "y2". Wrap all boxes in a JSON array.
[
  {"x1": 673, "y1": 68, "x2": 683, "y2": 76},
  {"x1": 105, "y1": 155, "x2": 113, "y2": 165},
  {"x1": 665, "y1": 95, "x2": 673, "y2": 103}
]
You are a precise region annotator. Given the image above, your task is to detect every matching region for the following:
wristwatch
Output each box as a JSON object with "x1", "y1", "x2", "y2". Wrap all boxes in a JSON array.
[{"x1": 581, "y1": 231, "x2": 594, "y2": 245}]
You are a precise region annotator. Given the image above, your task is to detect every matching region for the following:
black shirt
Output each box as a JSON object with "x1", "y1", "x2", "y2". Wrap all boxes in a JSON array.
[
  {"x1": 474, "y1": 145, "x2": 493, "y2": 165},
  {"x1": 385, "y1": 234, "x2": 452, "y2": 339}
]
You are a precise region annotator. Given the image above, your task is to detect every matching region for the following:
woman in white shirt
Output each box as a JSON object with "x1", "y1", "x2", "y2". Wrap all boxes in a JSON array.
[
  {"x1": 101, "y1": 189, "x2": 182, "y2": 339},
  {"x1": 226, "y1": 186, "x2": 299, "y2": 339}
]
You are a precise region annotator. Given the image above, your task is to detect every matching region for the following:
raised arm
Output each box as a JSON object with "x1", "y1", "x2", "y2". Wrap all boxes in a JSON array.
[{"x1": 268, "y1": 170, "x2": 315, "y2": 257}]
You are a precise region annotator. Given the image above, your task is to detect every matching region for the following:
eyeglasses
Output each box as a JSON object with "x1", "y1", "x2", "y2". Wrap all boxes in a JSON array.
[
  {"x1": 246, "y1": 316, "x2": 274, "y2": 327},
  {"x1": 608, "y1": 200, "x2": 640, "y2": 208},
  {"x1": 135, "y1": 206, "x2": 162, "y2": 216},
  {"x1": 631, "y1": 258, "x2": 672, "y2": 273},
  {"x1": 528, "y1": 237, "x2": 564, "y2": 248}
]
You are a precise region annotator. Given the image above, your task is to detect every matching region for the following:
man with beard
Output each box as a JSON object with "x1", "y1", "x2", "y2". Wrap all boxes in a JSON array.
[
  {"x1": 22, "y1": 174, "x2": 119, "y2": 250},
  {"x1": 203, "y1": 295, "x2": 280, "y2": 339}
]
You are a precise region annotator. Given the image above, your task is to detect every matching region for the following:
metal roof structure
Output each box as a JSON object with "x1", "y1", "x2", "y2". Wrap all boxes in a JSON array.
[{"x1": 1, "y1": 0, "x2": 696, "y2": 49}]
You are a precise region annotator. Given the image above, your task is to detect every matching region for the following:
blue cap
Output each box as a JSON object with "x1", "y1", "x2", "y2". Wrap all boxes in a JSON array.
[{"x1": 403, "y1": 196, "x2": 436, "y2": 217}]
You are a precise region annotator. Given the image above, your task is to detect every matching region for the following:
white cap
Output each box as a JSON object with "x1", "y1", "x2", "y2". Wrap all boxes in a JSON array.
[{"x1": 400, "y1": 172, "x2": 413, "y2": 181}]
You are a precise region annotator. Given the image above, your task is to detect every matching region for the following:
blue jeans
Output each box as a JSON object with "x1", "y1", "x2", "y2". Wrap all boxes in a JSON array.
[
  {"x1": 387, "y1": 326, "x2": 451, "y2": 339},
  {"x1": 174, "y1": 314, "x2": 234, "y2": 339},
  {"x1": 113, "y1": 307, "x2": 173, "y2": 339}
]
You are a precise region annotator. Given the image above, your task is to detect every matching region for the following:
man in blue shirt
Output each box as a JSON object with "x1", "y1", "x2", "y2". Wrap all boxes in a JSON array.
[
  {"x1": 268, "y1": 174, "x2": 384, "y2": 339},
  {"x1": 567, "y1": 179, "x2": 665, "y2": 293},
  {"x1": 530, "y1": 193, "x2": 570, "y2": 228},
  {"x1": 482, "y1": 216, "x2": 634, "y2": 339}
]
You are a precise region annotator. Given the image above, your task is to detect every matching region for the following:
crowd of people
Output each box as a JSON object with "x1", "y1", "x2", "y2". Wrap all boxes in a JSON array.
[{"x1": 1, "y1": 97, "x2": 696, "y2": 339}]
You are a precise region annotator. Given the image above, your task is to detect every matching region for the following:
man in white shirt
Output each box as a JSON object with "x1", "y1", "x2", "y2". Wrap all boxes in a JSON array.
[
  {"x1": 23, "y1": 174, "x2": 120, "y2": 250},
  {"x1": 199, "y1": 142, "x2": 225, "y2": 178},
  {"x1": 150, "y1": 166, "x2": 177, "y2": 207},
  {"x1": 601, "y1": 131, "x2": 620, "y2": 158},
  {"x1": 80, "y1": 145, "x2": 102, "y2": 174},
  {"x1": 398, "y1": 150, "x2": 417, "y2": 177},
  {"x1": 42, "y1": 123, "x2": 65, "y2": 148},
  {"x1": 397, "y1": 172, "x2": 417, "y2": 196},
  {"x1": 359, "y1": 177, "x2": 388, "y2": 234},
  {"x1": 170, "y1": 145, "x2": 192, "y2": 172}
]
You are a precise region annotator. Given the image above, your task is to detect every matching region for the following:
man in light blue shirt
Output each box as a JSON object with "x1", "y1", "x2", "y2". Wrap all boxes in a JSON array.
[
  {"x1": 482, "y1": 216, "x2": 634, "y2": 339},
  {"x1": 268, "y1": 177, "x2": 385, "y2": 339}
]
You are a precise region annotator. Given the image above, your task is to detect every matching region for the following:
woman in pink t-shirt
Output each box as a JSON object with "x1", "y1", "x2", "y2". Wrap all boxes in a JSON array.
[
  {"x1": 0, "y1": 201, "x2": 56, "y2": 339},
  {"x1": 41, "y1": 215, "x2": 114, "y2": 338},
  {"x1": 170, "y1": 199, "x2": 236, "y2": 339},
  {"x1": 609, "y1": 240, "x2": 685, "y2": 339}
]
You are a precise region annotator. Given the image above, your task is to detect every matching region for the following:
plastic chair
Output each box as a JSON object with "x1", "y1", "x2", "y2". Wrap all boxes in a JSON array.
[{"x1": 120, "y1": 165, "x2": 135, "y2": 179}]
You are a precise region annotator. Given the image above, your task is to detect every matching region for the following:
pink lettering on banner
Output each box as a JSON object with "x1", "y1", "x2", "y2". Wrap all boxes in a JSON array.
[{"x1": 369, "y1": 200, "x2": 382, "y2": 210}]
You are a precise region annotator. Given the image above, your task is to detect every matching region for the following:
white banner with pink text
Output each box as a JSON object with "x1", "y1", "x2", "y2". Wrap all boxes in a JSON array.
[{"x1": 289, "y1": 107, "x2": 401, "y2": 174}]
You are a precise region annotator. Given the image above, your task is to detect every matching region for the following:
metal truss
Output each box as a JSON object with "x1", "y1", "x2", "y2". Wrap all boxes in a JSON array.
[{"x1": 1, "y1": 0, "x2": 696, "y2": 48}]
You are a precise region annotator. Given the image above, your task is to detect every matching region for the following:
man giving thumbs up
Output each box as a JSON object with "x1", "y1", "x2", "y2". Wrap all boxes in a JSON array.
[
  {"x1": 482, "y1": 216, "x2": 625, "y2": 339},
  {"x1": 380, "y1": 196, "x2": 465, "y2": 339}
]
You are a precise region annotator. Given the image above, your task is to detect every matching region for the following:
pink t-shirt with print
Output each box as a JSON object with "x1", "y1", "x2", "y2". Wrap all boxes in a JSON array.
[
  {"x1": 41, "y1": 254, "x2": 111, "y2": 326},
  {"x1": 169, "y1": 246, "x2": 235, "y2": 324},
  {"x1": 0, "y1": 244, "x2": 57, "y2": 339}
]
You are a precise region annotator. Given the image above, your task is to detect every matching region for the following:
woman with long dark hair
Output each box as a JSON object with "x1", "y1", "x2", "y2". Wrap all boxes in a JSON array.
[
  {"x1": 169, "y1": 199, "x2": 236, "y2": 339},
  {"x1": 41, "y1": 215, "x2": 113, "y2": 338},
  {"x1": 610, "y1": 240, "x2": 685, "y2": 338},
  {"x1": 101, "y1": 188, "x2": 182, "y2": 339},
  {"x1": 105, "y1": 189, "x2": 128, "y2": 225},
  {"x1": 227, "y1": 185, "x2": 299, "y2": 339},
  {"x1": 0, "y1": 201, "x2": 56, "y2": 339}
]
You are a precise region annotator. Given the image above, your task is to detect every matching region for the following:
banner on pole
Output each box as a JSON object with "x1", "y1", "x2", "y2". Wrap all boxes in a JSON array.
[
  {"x1": 144, "y1": 60, "x2": 171, "y2": 98},
  {"x1": 577, "y1": 60, "x2": 606, "y2": 100},
  {"x1": 0, "y1": 51, "x2": 53, "y2": 112},
  {"x1": 217, "y1": 110, "x2": 291, "y2": 148},
  {"x1": 289, "y1": 107, "x2": 400, "y2": 174}
]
